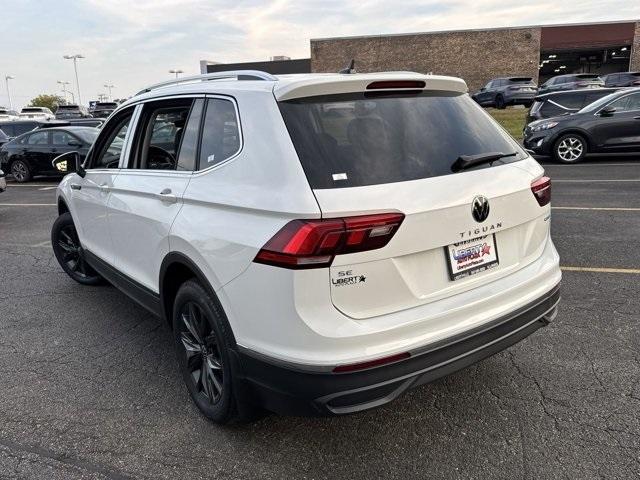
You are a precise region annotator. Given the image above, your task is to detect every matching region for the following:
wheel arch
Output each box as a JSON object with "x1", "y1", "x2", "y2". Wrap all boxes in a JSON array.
[
  {"x1": 159, "y1": 252, "x2": 235, "y2": 342},
  {"x1": 57, "y1": 197, "x2": 70, "y2": 216}
]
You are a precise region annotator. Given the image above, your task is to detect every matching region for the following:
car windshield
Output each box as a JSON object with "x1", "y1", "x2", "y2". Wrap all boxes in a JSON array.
[
  {"x1": 578, "y1": 92, "x2": 622, "y2": 113},
  {"x1": 279, "y1": 91, "x2": 526, "y2": 189}
]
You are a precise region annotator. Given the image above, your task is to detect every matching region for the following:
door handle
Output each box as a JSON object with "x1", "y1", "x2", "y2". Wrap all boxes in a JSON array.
[
  {"x1": 158, "y1": 188, "x2": 177, "y2": 204},
  {"x1": 98, "y1": 183, "x2": 110, "y2": 193},
  {"x1": 70, "y1": 183, "x2": 81, "y2": 190}
]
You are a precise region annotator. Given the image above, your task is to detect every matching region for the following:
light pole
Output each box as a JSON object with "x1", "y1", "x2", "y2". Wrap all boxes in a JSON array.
[
  {"x1": 103, "y1": 84, "x2": 115, "y2": 101},
  {"x1": 63, "y1": 54, "x2": 84, "y2": 105},
  {"x1": 57, "y1": 80, "x2": 71, "y2": 103},
  {"x1": 5, "y1": 75, "x2": 15, "y2": 110},
  {"x1": 169, "y1": 69, "x2": 184, "y2": 79}
]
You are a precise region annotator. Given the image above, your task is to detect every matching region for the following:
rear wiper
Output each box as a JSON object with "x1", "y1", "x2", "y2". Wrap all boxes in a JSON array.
[{"x1": 451, "y1": 151, "x2": 517, "y2": 173}]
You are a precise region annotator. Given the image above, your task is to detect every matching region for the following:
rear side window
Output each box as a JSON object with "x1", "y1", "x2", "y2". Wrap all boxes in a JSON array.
[
  {"x1": 539, "y1": 101, "x2": 565, "y2": 117},
  {"x1": 197, "y1": 98, "x2": 241, "y2": 170},
  {"x1": 279, "y1": 92, "x2": 526, "y2": 189},
  {"x1": 555, "y1": 93, "x2": 585, "y2": 109},
  {"x1": 26, "y1": 131, "x2": 49, "y2": 145}
]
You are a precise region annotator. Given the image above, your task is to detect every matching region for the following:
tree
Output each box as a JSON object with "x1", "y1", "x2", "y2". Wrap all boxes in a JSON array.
[{"x1": 28, "y1": 94, "x2": 66, "y2": 111}]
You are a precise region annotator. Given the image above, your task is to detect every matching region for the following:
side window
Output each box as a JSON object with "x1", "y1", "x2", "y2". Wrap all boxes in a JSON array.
[
  {"x1": 51, "y1": 130, "x2": 76, "y2": 146},
  {"x1": 176, "y1": 99, "x2": 204, "y2": 171},
  {"x1": 198, "y1": 98, "x2": 240, "y2": 170},
  {"x1": 90, "y1": 109, "x2": 134, "y2": 169},
  {"x1": 609, "y1": 93, "x2": 640, "y2": 112},
  {"x1": 131, "y1": 99, "x2": 194, "y2": 171},
  {"x1": 0, "y1": 125, "x2": 13, "y2": 137},
  {"x1": 558, "y1": 93, "x2": 585, "y2": 109},
  {"x1": 26, "y1": 131, "x2": 49, "y2": 145}
]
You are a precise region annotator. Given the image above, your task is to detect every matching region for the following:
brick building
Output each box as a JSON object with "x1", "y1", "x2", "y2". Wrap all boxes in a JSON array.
[
  {"x1": 311, "y1": 20, "x2": 640, "y2": 92},
  {"x1": 201, "y1": 20, "x2": 640, "y2": 93}
]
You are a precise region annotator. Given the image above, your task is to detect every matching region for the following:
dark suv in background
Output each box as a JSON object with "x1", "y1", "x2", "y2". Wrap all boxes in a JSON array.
[
  {"x1": 602, "y1": 72, "x2": 640, "y2": 87},
  {"x1": 538, "y1": 74, "x2": 604, "y2": 94},
  {"x1": 526, "y1": 88, "x2": 619, "y2": 125},
  {"x1": 55, "y1": 104, "x2": 91, "y2": 119},
  {"x1": 524, "y1": 88, "x2": 640, "y2": 163},
  {"x1": 90, "y1": 102, "x2": 118, "y2": 118},
  {"x1": 472, "y1": 77, "x2": 537, "y2": 108}
]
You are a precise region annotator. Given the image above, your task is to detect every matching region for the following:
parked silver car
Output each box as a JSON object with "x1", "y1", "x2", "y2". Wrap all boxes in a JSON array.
[{"x1": 472, "y1": 77, "x2": 538, "y2": 109}]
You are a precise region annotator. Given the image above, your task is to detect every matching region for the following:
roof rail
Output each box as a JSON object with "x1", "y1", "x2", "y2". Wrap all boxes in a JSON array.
[{"x1": 135, "y1": 70, "x2": 278, "y2": 96}]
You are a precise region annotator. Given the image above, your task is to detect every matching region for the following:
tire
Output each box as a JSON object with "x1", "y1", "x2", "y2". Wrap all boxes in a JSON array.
[
  {"x1": 495, "y1": 94, "x2": 506, "y2": 109},
  {"x1": 51, "y1": 212, "x2": 104, "y2": 285},
  {"x1": 10, "y1": 159, "x2": 32, "y2": 183},
  {"x1": 172, "y1": 279, "x2": 254, "y2": 424},
  {"x1": 553, "y1": 133, "x2": 587, "y2": 164}
]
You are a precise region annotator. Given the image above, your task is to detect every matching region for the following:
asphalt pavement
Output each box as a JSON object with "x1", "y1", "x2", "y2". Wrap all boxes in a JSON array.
[{"x1": 0, "y1": 157, "x2": 639, "y2": 479}]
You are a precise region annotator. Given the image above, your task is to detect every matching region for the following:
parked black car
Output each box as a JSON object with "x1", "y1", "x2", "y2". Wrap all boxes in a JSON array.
[
  {"x1": 526, "y1": 88, "x2": 620, "y2": 125},
  {"x1": 0, "y1": 126, "x2": 98, "y2": 182},
  {"x1": 538, "y1": 73, "x2": 604, "y2": 95},
  {"x1": 523, "y1": 88, "x2": 640, "y2": 163},
  {"x1": 472, "y1": 77, "x2": 537, "y2": 108},
  {"x1": 602, "y1": 71, "x2": 640, "y2": 87},
  {"x1": 55, "y1": 104, "x2": 91, "y2": 119},
  {"x1": 91, "y1": 102, "x2": 118, "y2": 118}
]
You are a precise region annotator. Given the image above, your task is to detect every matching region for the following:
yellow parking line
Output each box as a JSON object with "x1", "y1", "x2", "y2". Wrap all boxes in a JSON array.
[
  {"x1": 553, "y1": 207, "x2": 640, "y2": 212},
  {"x1": 561, "y1": 266, "x2": 640, "y2": 274}
]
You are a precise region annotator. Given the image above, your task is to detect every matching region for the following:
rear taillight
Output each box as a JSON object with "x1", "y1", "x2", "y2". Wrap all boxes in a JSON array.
[
  {"x1": 531, "y1": 176, "x2": 551, "y2": 206},
  {"x1": 633, "y1": 81, "x2": 640, "y2": 86},
  {"x1": 254, "y1": 213, "x2": 405, "y2": 269}
]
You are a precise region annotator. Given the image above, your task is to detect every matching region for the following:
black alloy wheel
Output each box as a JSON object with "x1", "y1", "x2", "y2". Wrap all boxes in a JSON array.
[
  {"x1": 51, "y1": 212, "x2": 103, "y2": 285},
  {"x1": 10, "y1": 160, "x2": 31, "y2": 183},
  {"x1": 173, "y1": 280, "x2": 251, "y2": 423},
  {"x1": 495, "y1": 94, "x2": 506, "y2": 109},
  {"x1": 178, "y1": 301, "x2": 225, "y2": 405}
]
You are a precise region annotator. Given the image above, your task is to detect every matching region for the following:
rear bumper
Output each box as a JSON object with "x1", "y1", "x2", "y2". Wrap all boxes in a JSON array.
[
  {"x1": 236, "y1": 283, "x2": 560, "y2": 416},
  {"x1": 505, "y1": 93, "x2": 536, "y2": 105}
]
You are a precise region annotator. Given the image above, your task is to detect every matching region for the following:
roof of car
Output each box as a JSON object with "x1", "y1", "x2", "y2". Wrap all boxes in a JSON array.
[
  {"x1": 125, "y1": 71, "x2": 468, "y2": 107},
  {"x1": 535, "y1": 87, "x2": 620, "y2": 99}
]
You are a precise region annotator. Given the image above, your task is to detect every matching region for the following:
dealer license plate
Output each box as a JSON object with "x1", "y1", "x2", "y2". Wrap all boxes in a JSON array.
[{"x1": 445, "y1": 234, "x2": 499, "y2": 281}]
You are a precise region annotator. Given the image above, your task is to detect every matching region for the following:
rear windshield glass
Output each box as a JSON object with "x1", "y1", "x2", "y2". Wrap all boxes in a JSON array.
[
  {"x1": 57, "y1": 105, "x2": 79, "y2": 110},
  {"x1": 21, "y1": 108, "x2": 43, "y2": 112},
  {"x1": 279, "y1": 92, "x2": 526, "y2": 189},
  {"x1": 508, "y1": 77, "x2": 534, "y2": 83}
]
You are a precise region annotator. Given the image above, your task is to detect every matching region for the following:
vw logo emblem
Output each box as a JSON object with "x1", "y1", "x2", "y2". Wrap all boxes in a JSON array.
[{"x1": 471, "y1": 196, "x2": 490, "y2": 223}]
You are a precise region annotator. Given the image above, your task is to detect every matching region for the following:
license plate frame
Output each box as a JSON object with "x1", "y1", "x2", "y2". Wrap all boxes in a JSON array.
[{"x1": 445, "y1": 234, "x2": 500, "y2": 281}]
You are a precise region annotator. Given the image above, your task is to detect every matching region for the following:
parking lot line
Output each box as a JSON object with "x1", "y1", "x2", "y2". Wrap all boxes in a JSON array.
[
  {"x1": 0, "y1": 203, "x2": 56, "y2": 206},
  {"x1": 553, "y1": 206, "x2": 640, "y2": 211},
  {"x1": 561, "y1": 266, "x2": 640, "y2": 274}
]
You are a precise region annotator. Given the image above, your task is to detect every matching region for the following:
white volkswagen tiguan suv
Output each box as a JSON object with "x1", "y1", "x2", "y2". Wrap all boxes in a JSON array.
[{"x1": 51, "y1": 71, "x2": 561, "y2": 423}]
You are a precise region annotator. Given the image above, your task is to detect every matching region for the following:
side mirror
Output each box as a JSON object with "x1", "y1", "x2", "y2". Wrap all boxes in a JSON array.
[
  {"x1": 599, "y1": 106, "x2": 617, "y2": 116},
  {"x1": 52, "y1": 151, "x2": 85, "y2": 178},
  {"x1": 480, "y1": 87, "x2": 486, "y2": 92}
]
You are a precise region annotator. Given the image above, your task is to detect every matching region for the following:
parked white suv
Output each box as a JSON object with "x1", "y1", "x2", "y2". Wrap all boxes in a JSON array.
[
  {"x1": 51, "y1": 70, "x2": 561, "y2": 423},
  {"x1": 19, "y1": 106, "x2": 55, "y2": 120}
]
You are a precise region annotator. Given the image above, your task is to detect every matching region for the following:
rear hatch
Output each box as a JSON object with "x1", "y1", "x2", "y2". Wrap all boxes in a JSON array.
[
  {"x1": 572, "y1": 74, "x2": 604, "y2": 88},
  {"x1": 279, "y1": 83, "x2": 549, "y2": 319},
  {"x1": 507, "y1": 77, "x2": 537, "y2": 93}
]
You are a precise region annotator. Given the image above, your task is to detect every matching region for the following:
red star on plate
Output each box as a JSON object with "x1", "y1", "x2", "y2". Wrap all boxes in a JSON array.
[{"x1": 482, "y1": 244, "x2": 491, "y2": 256}]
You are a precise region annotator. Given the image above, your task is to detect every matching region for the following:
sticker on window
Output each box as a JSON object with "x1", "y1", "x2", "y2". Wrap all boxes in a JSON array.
[{"x1": 332, "y1": 173, "x2": 348, "y2": 181}]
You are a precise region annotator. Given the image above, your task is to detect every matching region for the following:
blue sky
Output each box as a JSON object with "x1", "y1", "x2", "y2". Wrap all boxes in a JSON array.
[{"x1": 0, "y1": 0, "x2": 638, "y2": 108}]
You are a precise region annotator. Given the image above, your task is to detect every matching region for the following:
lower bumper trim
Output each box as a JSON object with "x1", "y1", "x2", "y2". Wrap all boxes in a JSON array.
[{"x1": 237, "y1": 284, "x2": 561, "y2": 416}]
